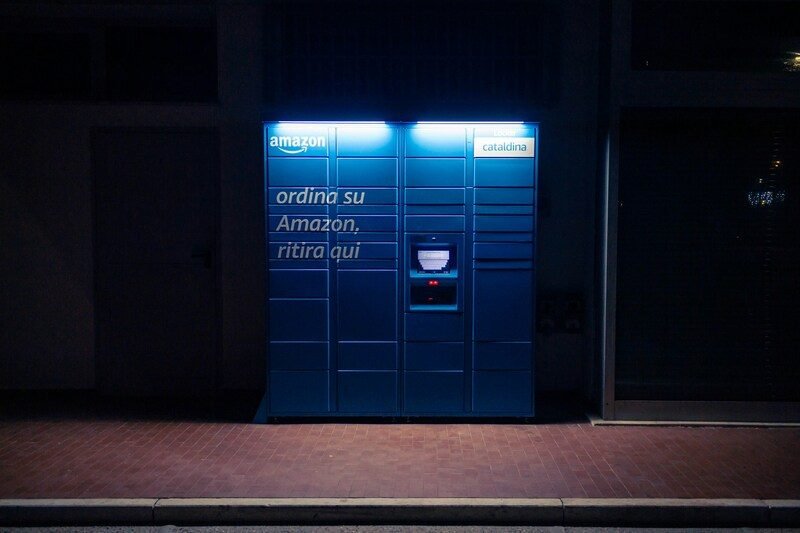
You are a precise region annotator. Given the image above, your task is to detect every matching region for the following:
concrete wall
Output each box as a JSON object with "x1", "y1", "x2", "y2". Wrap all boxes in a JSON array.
[
  {"x1": 0, "y1": 104, "x2": 218, "y2": 389},
  {"x1": 0, "y1": 1, "x2": 601, "y2": 397}
]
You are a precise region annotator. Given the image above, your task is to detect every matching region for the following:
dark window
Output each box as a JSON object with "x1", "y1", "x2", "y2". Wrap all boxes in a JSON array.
[
  {"x1": 616, "y1": 109, "x2": 800, "y2": 401},
  {"x1": 632, "y1": 1, "x2": 800, "y2": 72},
  {"x1": 268, "y1": 1, "x2": 558, "y2": 116},
  {"x1": 106, "y1": 26, "x2": 217, "y2": 102},
  {"x1": 0, "y1": 32, "x2": 92, "y2": 99}
]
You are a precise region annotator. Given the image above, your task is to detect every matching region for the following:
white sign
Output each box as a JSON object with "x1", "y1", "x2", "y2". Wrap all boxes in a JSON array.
[{"x1": 474, "y1": 137, "x2": 535, "y2": 158}]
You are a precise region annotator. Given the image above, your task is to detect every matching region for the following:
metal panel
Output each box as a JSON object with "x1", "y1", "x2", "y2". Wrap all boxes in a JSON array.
[
  {"x1": 270, "y1": 371, "x2": 330, "y2": 413},
  {"x1": 268, "y1": 158, "x2": 328, "y2": 186},
  {"x1": 473, "y1": 371, "x2": 532, "y2": 414},
  {"x1": 337, "y1": 158, "x2": 398, "y2": 186},
  {"x1": 406, "y1": 159, "x2": 466, "y2": 186},
  {"x1": 405, "y1": 128, "x2": 466, "y2": 157},
  {"x1": 473, "y1": 270, "x2": 533, "y2": 341},
  {"x1": 474, "y1": 342, "x2": 532, "y2": 370},
  {"x1": 269, "y1": 299, "x2": 328, "y2": 341},
  {"x1": 337, "y1": 270, "x2": 397, "y2": 341},
  {"x1": 473, "y1": 243, "x2": 533, "y2": 260},
  {"x1": 405, "y1": 312, "x2": 465, "y2": 342},
  {"x1": 475, "y1": 187, "x2": 535, "y2": 205},
  {"x1": 337, "y1": 126, "x2": 398, "y2": 157},
  {"x1": 405, "y1": 342, "x2": 465, "y2": 371},
  {"x1": 338, "y1": 342, "x2": 397, "y2": 370},
  {"x1": 474, "y1": 158, "x2": 535, "y2": 187},
  {"x1": 405, "y1": 188, "x2": 465, "y2": 205},
  {"x1": 474, "y1": 215, "x2": 534, "y2": 232},
  {"x1": 404, "y1": 372, "x2": 465, "y2": 413},
  {"x1": 405, "y1": 215, "x2": 465, "y2": 232},
  {"x1": 337, "y1": 371, "x2": 397, "y2": 413},
  {"x1": 269, "y1": 342, "x2": 329, "y2": 370}
]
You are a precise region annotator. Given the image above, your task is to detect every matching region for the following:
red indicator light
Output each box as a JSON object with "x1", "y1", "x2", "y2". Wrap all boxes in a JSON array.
[{"x1": 427, "y1": 280, "x2": 439, "y2": 286}]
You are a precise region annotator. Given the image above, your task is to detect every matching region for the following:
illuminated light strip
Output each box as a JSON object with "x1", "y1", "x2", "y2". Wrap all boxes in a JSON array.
[
  {"x1": 276, "y1": 121, "x2": 528, "y2": 125},
  {"x1": 277, "y1": 121, "x2": 386, "y2": 125},
  {"x1": 416, "y1": 121, "x2": 525, "y2": 124}
]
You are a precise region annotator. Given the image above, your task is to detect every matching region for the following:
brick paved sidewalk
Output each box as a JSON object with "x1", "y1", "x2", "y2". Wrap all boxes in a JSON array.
[{"x1": 1, "y1": 418, "x2": 798, "y2": 500}]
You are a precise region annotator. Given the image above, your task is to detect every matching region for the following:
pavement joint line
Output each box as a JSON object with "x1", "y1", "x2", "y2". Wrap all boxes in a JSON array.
[{"x1": 0, "y1": 497, "x2": 797, "y2": 526}]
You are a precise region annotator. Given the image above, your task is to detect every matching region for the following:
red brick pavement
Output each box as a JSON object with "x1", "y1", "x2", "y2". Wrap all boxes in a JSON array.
[{"x1": 1, "y1": 420, "x2": 798, "y2": 499}]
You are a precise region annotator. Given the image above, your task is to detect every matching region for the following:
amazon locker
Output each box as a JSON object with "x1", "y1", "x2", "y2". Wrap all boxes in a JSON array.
[{"x1": 260, "y1": 122, "x2": 537, "y2": 418}]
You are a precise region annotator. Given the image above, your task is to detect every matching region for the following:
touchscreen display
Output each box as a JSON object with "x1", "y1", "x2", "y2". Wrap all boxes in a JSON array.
[{"x1": 417, "y1": 250, "x2": 450, "y2": 272}]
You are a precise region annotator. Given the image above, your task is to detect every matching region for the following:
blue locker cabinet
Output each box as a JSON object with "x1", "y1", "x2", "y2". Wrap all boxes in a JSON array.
[{"x1": 260, "y1": 122, "x2": 537, "y2": 419}]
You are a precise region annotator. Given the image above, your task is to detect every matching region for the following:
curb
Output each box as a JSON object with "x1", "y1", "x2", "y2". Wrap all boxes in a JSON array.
[
  {"x1": 562, "y1": 498, "x2": 770, "y2": 527},
  {"x1": 0, "y1": 498, "x2": 156, "y2": 525},
  {"x1": 153, "y1": 498, "x2": 563, "y2": 525},
  {"x1": 0, "y1": 497, "x2": 798, "y2": 526}
]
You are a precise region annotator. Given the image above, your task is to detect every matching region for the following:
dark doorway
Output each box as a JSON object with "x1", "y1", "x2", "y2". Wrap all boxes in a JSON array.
[
  {"x1": 93, "y1": 129, "x2": 219, "y2": 396},
  {"x1": 615, "y1": 109, "x2": 800, "y2": 402}
]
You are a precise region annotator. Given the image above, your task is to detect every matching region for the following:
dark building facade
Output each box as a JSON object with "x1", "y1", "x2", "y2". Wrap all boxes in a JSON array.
[{"x1": 1, "y1": 0, "x2": 798, "y2": 421}]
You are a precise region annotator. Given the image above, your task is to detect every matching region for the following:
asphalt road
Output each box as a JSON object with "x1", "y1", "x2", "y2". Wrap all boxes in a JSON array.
[{"x1": 0, "y1": 527, "x2": 792, "y2": 532}]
